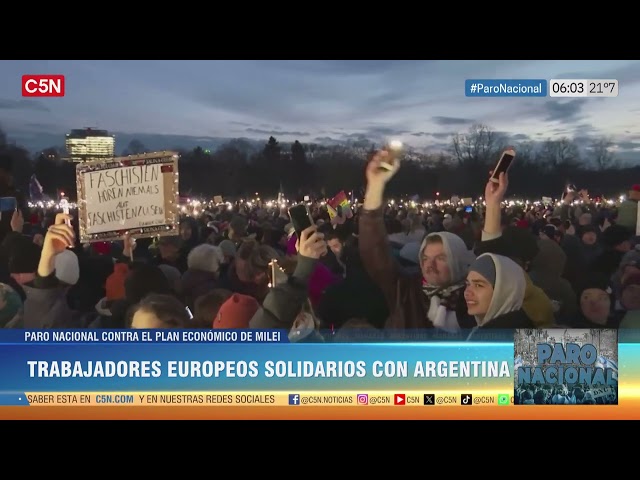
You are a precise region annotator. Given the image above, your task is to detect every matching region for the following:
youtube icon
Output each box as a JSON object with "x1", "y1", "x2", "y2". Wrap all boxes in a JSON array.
[{"x1": 394, "y1": 394, "x2": 406, "y2": 405}]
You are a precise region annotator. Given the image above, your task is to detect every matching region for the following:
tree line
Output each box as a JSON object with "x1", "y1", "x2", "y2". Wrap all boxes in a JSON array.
[{"x1": 1, "y1": 125, "x2": 637, "y2": 201}]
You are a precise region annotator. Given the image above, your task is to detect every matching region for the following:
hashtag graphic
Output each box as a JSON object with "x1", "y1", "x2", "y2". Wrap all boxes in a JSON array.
[{"x1": 470, "y1": 83, "x2": 477, "y2": 93}]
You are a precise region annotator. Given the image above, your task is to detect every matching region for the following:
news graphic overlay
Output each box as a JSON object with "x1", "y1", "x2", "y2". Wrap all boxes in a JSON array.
[
  {"x1": 76, "y1": 151, "x2": 180, "y2": 243},
  {"x1": 514, "y1": 329, "x2": 618, "y2": 405},
  {"x1": 549, "y1": 79, "x2": 619, "y2": 97},
  {"x1": 22, "y1": 75, "x2": 65, "y2": 97},
  {"x1": 465, "y1": 79, "x2": 547, "y2": 97},
  {"x1": 0, "y1": 330, "x2": 517, "y2": 409}
]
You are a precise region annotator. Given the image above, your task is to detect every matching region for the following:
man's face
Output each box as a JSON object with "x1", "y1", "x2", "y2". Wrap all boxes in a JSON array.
[
  {"x1": 328, "y1": 238, "x2": 342, "y2": 257},
  {"x1": 420, "y1": 242, "x2": 451, "y2": 287}
]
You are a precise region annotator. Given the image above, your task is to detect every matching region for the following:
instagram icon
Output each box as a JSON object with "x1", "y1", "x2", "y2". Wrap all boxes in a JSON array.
[{"x1": 357, "y1": 394, "x2": 368, "y2": 405}]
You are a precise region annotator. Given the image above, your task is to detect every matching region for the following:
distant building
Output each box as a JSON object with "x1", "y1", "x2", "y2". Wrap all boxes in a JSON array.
[{"x1": 65, "y1": 128, "x2": 115, "y2": 162}]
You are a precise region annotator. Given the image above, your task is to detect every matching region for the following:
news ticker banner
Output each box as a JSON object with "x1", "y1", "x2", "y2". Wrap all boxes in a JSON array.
[
  {"x1": 0, "y1": 330, "x2": 638, "y2": 413},
  {"x1": 464, "y1": 79, "x2": 619, "y2": 97}
]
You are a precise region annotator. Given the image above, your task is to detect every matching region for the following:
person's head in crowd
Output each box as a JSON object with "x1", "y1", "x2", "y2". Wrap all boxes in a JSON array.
[
  {"x1": 419, "y1": 232, "x2": 473, "y2": 287},
  {"x1": 179, "y1": 219, "x2": 195, "y2": 242},
  {"x1": 54, "y1": 249, "x2": 80, "y2": 288},
  {"x1": 580, "y1": 225, "x2": 598, "y2": 246},
  {"x1": 576, "y1": 276, "x2": 612, "y2": 326},
  {"x1": 601, "y1": 224, "x2": 633, "y2": 253},
  {"x1": 288, "y1": 300, "x2": 323, "y2": 342},
  {"x1": 325, "y1": 230, "x2": 343, "y2": 258},
  {"x1": 618, "y1": 246, "x2": 640, "y2": 286},
  {"x1": 235, "y1": 240, "x2": 278, "y2": 287},
  {"x1": 193, "y1": 289, "x2": 233, "y2": 328},
  {"x1": 539, "y1": 224, "x2": 556, "y2": 242},
  {"x1": 105, "y1": 263, "x2": 130, "y2": 303},
  {"x1": 212, "y1": 293, "x2": 260, "y2": 329},
  {"x1": 0, "y1": 283, "x2": 22, "y2": 327},
  {"x1": 229, "y1": 216, "x2": 248, "y2": 240},
  {"x1": 187, "y1": 244, "x2": 224, "y2": 275},
  {"x1": 620, "y1": 272, "x2": 640, "y2": 311},
  {"x1": 464, "y1": 253, "x2": 527, "y2": 325},
  {"x1": 495, "y1": 226, "x2": 539, "y2": 272},
  {"x1": 129, "y1": 294, "x2": 190, "y2": 329},
  {"x1": 158, "y1": 264, "x2": 182, "y2": 293},
  {"x1": 8, "y1": 237, "x2": 41, "y2": 285},
  {"x1": 218, "y1": 240, "x2": 236, "y2": 264},
  {"x1": 157, "y1": 236, "x2": 181, "y2": 261},
  {"x1": 124, "y1": 263, "x2": 172, "y2": 304}
]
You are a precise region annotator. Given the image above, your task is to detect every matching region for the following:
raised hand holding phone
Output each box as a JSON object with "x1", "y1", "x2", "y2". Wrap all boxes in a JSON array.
[
  {"x1": 489, "y1": 148, "x2": 516, "y2": 183},
  {"x1": 288, "y1": 204, "x2": 314, "y2": 238},
  {"x1": 379, "y1": 140, "x2": 403, "y2": 171},
  {"x1": 296, "y1": 225, "x2": 327, "y2": 259},
  {"x1": 60, "y1": 198, "x2": 72, "y2": 227},
  {"x1": 37, "y1": 213, "x2": 75, "y2": 277},
  {"x1": 365, "y1": 149, "x2": 401, "y2": 186}
]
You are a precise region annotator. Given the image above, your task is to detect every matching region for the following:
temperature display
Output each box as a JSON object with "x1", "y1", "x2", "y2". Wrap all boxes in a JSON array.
[
  {"x1": 587, "y1": 79, "x2": 618, "y2": 97},
  {"x1": 549, "y1": 79, "x2": 618, "y2": 98}
]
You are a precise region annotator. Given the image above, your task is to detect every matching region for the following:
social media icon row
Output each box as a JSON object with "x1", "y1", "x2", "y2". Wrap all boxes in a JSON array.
[{"x1": 288, "y1": 393, "x2": 512, "y2": 406}]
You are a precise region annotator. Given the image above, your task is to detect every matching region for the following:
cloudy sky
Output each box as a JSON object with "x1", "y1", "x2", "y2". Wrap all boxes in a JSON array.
[{"x1": 2, "y1": 60, "x2": 639, "y2": 161}]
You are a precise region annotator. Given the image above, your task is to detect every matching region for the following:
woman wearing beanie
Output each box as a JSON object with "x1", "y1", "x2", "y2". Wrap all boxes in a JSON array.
[
  {"x1": 212, "y1": 293, "x2": 260, "y2": 329},
  {"x1": 463, "y1": 253, "x2": 534, "y2": 338},
  {"x1": 570, "y1": 275, "x2": 621, "y2": 328}
]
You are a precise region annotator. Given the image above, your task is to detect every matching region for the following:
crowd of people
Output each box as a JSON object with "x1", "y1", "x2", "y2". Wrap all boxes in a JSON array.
[
  {"x1": 514, "y1": 383, "x2": 618, "y2": 405},
  {"x1": 0, "y1": 149, "x2": 639, "y2": 339}
]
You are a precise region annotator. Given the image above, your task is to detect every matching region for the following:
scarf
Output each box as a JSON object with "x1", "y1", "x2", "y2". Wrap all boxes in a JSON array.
[{"x1": 422, "y1": 280, "x2": 465, "y2": 333}]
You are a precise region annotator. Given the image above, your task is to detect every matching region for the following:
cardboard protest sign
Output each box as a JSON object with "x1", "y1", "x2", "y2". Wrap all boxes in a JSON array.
[
  {"x1": 214, "y1": 196, "x2": 223, "y2": 204},
  {"x1": 327, "y1": 190, "x2": 350, "y2": 219},
  {"x1": 462, "y1": 197, "x2": 473, "y2": 206},
  {"x1": 76, "y1": 151, "x2": 180, "y2": 243}
]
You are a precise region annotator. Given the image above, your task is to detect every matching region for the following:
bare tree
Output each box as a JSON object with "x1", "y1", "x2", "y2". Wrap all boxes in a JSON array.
[
  {"x1": 451, "y1": 124, "x2": 504, "y2": 167},
  {"x1": 539, "y1": 138, "x2": 580, "y2": 170},
  {"x1": 516, "y1": 141, "x2": 536, "y2": 164},
  {"x1": 589, "y1": 137, "x2": 617, "y2": 170}
]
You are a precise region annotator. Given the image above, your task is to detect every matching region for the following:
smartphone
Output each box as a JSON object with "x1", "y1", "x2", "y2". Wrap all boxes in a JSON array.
[
  {"x1": 490, "y1": 149, "x2": 516, "y2": 183},
  {"x1": 464, "y1": 206, "x2": 473, "y2": 213},
  {"x1": 0, "y1": 197, "x2": 17, "y2": 212},
  {"x1": 288, "y1": 204, "x2": 314, "y2": 237},
  {"x1": 60, "y1": 198, "x2": 72, "y2": 227},
  {"x1": 379, "y1": 140, "x2": 403, "y2": 171}
]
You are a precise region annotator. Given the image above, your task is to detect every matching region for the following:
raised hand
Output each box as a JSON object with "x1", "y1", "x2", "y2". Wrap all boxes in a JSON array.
[
  {"x1": 365, "y1": 150, "x2": 401, "y2": 187},
  {"x1": 485, "y1": 172, "x2": 508, "y2": 205},
  {"x1": 296, "y1": 225, "x2": 327, "y2": 259}
]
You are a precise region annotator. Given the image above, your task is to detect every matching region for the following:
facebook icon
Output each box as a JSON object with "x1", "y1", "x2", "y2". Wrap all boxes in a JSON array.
[{"x1": 288, "y1": 394, "x2": 300, "y2": 405}]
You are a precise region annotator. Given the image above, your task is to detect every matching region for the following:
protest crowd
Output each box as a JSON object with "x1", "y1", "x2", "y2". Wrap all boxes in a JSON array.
[{"x1": 0, "y1": 148, "x2": 639, "y2": 339}]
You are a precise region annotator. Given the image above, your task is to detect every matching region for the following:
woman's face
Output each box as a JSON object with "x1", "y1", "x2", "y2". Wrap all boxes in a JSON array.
[
  {"x1": 580, "y1": 288, "x2": 611, "y2": 325},
  {"x1": 464, "y1": 271, "x2": 494, "y2": 317}
]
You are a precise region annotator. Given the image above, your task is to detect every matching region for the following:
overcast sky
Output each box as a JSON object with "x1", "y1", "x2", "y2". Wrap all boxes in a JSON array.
[{"x1": 1, "y1": 60, "x2": 639, "y2": 161}]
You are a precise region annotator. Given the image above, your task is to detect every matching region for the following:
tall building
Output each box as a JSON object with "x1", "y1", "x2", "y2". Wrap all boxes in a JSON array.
[{"x1": 65, "y1": 128, "x2": 115, "y2": 162}]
